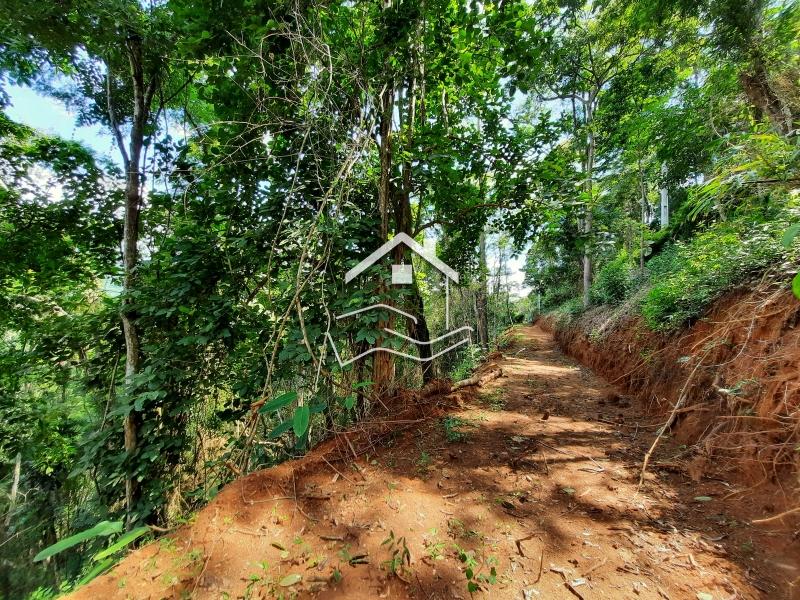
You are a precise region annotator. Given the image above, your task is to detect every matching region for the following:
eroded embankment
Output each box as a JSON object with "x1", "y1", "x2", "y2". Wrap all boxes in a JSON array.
[
  {"x1": 66, "y1": 327, "x2": 792, "y2": 599},
  {"x1": 541, "y1": 284, "x2": 800, "y2": 504}
]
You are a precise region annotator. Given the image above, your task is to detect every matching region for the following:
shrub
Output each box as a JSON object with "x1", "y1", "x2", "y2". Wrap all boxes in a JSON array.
[
  {"x1": 541, "y1": 283, "x2": 579, "y2": 311},
  {"x1": 449, "y1": 344, "x2": 484, "y2": 381},
  {"x1": 640, "y1": 217, "x2": 791, "y2": 331},
  {"x1": 591, "y1": 251, "x2": 634, "y2": 305},
  {"x1": 551, "y1": 297, "x2": 584, "y2": 326}
]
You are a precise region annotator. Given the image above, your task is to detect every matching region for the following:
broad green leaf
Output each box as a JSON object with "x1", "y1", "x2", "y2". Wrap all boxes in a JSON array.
[
  {"x1": 77, "y1": 557, "x2": 115, "y2": 586},
  {"x1": 293, "y1": 405, "x2": 310, "y2": 437},
  {"x1": 279, "y1": 573, "x2": 302, "y2": 587},
  {"x1": 309, "y1": 401, "x2": 327, "y2": 414},
  {"x1": 93, "y1": 526, "x2": 150, "y2": 561},
  {"x1": 259, "y1": 391, "x2": 298, "y2": 414},
  {"x1": 34, "y1": 520, "x2": 123, "y2": 562},
  {"x1": 793, "y1": 273, "x2": 800, "y2": 300},
  {"x1": 782, "y1": 224, "x2": 800, "y2": 248},
  {"x1": 268, "y1": 419, "x2": 293, "y2": 439}
]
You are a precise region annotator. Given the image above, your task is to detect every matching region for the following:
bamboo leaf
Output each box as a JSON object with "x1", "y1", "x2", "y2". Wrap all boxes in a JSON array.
[
  {"x1": 268, "y1": 419, "x2": 293, "y2": 439},
  {"x1": 34, "y1": 520, "x2": 123, "y2": 562},
  {"x1": 782, "y1": 224, "x2": 800, "y2": 248},
  {"x1": 93, "y1": 526, "x2": 150, "y2": 562},
  {"x1": 293, "y1": 405, "x2": 310, "y2": 437},
  {"x1": 259, "y1": 391, "x2": 298, "y2": 413},
  {"x1": 77, "y1": 557, "x2": 115, "y2": 586},
  {"x1": 279, "y1": 573, "x2": 302, "y2": 587}
]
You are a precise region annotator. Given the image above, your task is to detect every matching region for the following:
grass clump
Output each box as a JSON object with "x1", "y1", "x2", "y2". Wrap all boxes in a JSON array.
[
  {"x1": 479, "y1": 389, "x2": 506, "y2": 411},
  {"x1": 441, "y1": 416, "x2": 478, "y2": 442}
]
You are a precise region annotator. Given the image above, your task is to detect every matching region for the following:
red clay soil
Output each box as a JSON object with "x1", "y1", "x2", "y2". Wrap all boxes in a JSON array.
[
  {"x1": 68, "y1": 325, "x2": 797, "y2": 600},
  {"x1": 543, "y1": 284, "x2": 800, "y2": 519}
]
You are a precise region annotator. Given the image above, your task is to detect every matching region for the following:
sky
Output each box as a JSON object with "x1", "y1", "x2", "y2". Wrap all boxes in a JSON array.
[
  {"x1": 6, "y1": 83, "x2": 532, "y2": 298},
  {"x1": 6, "y1": 84, "x2": 116, "y2": 159}
]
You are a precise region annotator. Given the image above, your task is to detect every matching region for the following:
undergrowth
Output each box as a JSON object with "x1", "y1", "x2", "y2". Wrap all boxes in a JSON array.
[
  {"x1": 549, "y1": 205, "x2": 800, "y2": 332},
  {"x1": 449, "y1": 345, "x2": 484, "y2": 381},
  {"x1": 640, "y1": 216, "x2": 793, "y2": 330},
  {"x1": 441, "y1": 416, "x2": 477, "y2": 442}
]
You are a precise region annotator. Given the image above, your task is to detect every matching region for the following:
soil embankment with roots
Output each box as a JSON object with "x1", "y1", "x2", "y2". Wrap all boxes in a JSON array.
[
  {"x1": 68, "y1": 324, "x2": 798, "y2": 599},
  {"x1": 541, "y1": 284, "x2": 800, "y2": 498}
]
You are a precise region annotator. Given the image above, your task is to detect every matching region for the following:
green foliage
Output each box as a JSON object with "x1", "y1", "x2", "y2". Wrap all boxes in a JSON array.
[
  {"x1": 92, "y1": 526, "x2": 151, "y2": 562},
  {"x1": 551, "y1": 298, "x2": 586, "y2": 327},
  {"x1": 380, "y1": 530, "x2": 411, "y2": 576},
  {"x1": 449, "y1": 345, "x2": 484, "y2": 382},
  {"x1": 31, "y1": 520, "x2": 150, "y2": 592},
  {"x1": 641, "y1": 214, "x2": 793, "y2": 330},
  {"x1": 784, "y1": 223, "x2": 800, "y2": 299},
  {"x1": 0, "y1": 0, "x2": 798, "y2": 595},
  {"x1": 259, "y1": 392, "x2": 298, "y2": 414},
  {"x1": 541, "y1": 283, "x2": 580, "y2": 312},
  {"x1": 479, "y1": 389, "x2": 506, "y2": 412},
  {"x1": 591, "y1": 252, "x2": 635, "y2": 305},
  {"x1": 454, "y1": 545, "x2": 498, "y2": 596},
  {"x1": 292, "y1": 405, "x2": 310, "y2": 438},
  {"x1": 441, "y1": 416, "x2": 477, "y2": 443},
  {"x1": 33, "y1": 520, "x2": 122, "y2": 563}
]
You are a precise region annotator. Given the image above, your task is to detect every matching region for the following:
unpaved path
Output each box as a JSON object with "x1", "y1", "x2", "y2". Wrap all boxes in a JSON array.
[{"x1": 73, "y1": 325, "x2": 787, "y2": 600}]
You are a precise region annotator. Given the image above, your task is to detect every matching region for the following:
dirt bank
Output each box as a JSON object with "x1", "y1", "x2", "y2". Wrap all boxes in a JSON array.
[
  {"x1": 64, "y1": 325, "x2": 796, "y2": 599},
  {"x1": 541, "y1": 284, "x2": 800, "y2": 580}
]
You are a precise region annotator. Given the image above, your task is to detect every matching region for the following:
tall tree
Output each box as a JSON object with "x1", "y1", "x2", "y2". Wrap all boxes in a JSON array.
[{"x1": 0, "y1": 0, "x2": 173, "y2": 524}]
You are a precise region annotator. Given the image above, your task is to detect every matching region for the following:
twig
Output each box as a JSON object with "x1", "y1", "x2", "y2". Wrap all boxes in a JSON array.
[
  {"x1": 582, "y1": 557, "x2": 607, "y2": 577},
  {"x1": 639, "y1": 359, "x2": 705, "y2": 489},
  {"x1": 534, "y1": 547, "x2": 544, "y2": 584},
  {"x1": 322, "y1": 454, "x2": 355, "y2": 484},
  {"x1": 751, "y1": 505, "x2": 800, "y2": 524},
  {"x1": 515, "y1": 533, "x2": 537, "y2": 557}
]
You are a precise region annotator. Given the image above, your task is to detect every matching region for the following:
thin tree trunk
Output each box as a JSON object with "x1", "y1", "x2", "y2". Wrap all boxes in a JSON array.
[
  {"x1": 116, "y1": 36, "x2": 157, "y2": 528},
  {"x1": 638, "y1": 159, "x2": 648, "y2": 273},
  {"x1": 582, "y1": 97, "x2": 595, "y2": 308},
  {"x1": 476, "y1": 232, "x2": 489, "y2": 348},
  {"x1": 409, "y1": 278, "x2": 433, "y2": 382},
  {"x1": 372, "y1": 82, "x2": 395, "y2": 397},
  {"x1": 397, "y1": 75, "x2": 433, "y2": 382},
  {"x1": 659, "y1": 163, "x2": 669, "y2": 229},
  {"x1": 3, "y1": 452, "x2": 20, "y2": 527}
]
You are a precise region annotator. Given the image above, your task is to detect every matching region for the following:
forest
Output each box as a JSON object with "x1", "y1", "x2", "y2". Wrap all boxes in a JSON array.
[{"x1": 0, "y1": 0, "x2": 799, "y2": 598}]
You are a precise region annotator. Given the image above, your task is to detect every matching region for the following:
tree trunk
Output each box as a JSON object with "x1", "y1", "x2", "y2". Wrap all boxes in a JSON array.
[
  {"x1": 659, "y1": 163, "x2": 669, "y2": 229},
  {"x1": 739, "y1": 56, "x2": 793, "y2": 136},
  {"x1": 117, "y1": 36, "x2": 157, "y2": 528},
  {"x1": 581, "y1": 95, "x2": 596, "y2": 309},
  {"x1": 396, "y1": 77, "x2": 433, "y2": 382},
  {"x1": 476, "y1": 232, "x2": 489, "y2": 348},
  {"x1": 638, "y1": 159, "x2": 648, "y2": 273},
  {"x1": 3, "y1": 452, "x2": 21, "y2": 527},
  {"x1": 372, "y1": 82, "x2": 396, "y2": 398}
]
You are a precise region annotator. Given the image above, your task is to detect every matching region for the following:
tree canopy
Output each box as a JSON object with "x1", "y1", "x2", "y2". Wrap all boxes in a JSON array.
[{"x1": 0, "y1": 0, "x2": 798, "y2": 595}]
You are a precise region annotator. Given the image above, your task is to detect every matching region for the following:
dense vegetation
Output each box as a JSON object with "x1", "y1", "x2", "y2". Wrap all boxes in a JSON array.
[{"x1": 0, "y1": 0, "x2": 797, "y2": 596}]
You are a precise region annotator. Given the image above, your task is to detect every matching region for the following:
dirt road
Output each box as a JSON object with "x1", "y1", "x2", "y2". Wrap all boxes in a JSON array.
[{"x1": 72, "y1": 325, "x2": 790, "y2": 599}]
